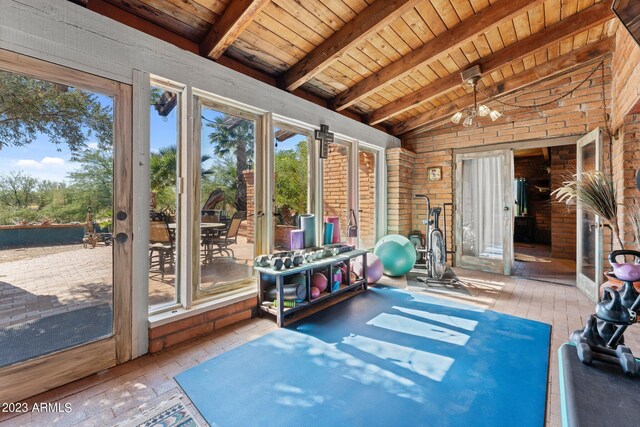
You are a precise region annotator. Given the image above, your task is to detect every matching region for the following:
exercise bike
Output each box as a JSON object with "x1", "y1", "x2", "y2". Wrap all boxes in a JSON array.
[{"x1": 413, "y1": 194, "x2": 447, "y2": 280}]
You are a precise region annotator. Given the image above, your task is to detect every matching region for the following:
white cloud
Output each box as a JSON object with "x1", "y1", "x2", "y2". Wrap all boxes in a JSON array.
[
  {"x1": 41, "y1": 157, "x2": 66, "y2": 166},
  {"x1": 87, "y1": 142, "x2": 99, "y2": 150},
  {"x1": 16, "y1": 159, "x2": 41, "y2": 168},
  {"x1": 16, "y1": 157, "x2": 66, "y2": 169}
]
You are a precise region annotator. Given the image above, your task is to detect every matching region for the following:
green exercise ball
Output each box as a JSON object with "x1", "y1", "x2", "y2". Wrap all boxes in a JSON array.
[{"x1": 374, "y1": 234, "x2": 417, "y2": 277}]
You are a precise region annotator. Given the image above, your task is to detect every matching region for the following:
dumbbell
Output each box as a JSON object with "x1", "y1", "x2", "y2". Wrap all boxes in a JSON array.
[
  {"x1": 270, "y1": 257, "x2": 284, "y2": 271},
  {"x1": 254, "y1": 255, "x2": 270, "y2": 268},
  {"x1": 282, "y1": 256, "x2": 292, "y2": 269},
  {"x1": 292, "y1": 254, "x2": 304, "y2": 267}
]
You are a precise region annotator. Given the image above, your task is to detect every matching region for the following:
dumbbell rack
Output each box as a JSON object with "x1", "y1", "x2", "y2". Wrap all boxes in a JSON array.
[
  {"x1": 255, "y1": 249, "x2": 368, "y2": 327},
  {"x1": 571, "y1": 250, "x2": 640, "y2": 375}
]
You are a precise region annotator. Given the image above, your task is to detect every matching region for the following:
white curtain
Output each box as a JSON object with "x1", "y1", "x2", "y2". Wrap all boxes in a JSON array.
[{"x1": 461, "y1": 156, "x2": 504, "y2": 258}]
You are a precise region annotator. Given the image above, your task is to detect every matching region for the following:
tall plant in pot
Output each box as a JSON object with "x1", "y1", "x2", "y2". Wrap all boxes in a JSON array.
[{"x1": 553, "y1": 171, "x2": 640, "y2": 288}]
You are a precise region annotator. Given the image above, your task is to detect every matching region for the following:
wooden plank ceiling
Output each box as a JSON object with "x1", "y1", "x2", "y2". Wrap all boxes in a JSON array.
[{"x1": 83, "y1": 0, "x2": 617, "y2": 136}]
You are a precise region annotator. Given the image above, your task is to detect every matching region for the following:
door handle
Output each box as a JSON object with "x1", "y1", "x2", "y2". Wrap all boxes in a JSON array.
[
  {"x1": 115, "y1": 233, "x2": 128, "y2": 243},
  {"x1": 503, "y1": 206, "x2": 510, "y2": 211}
]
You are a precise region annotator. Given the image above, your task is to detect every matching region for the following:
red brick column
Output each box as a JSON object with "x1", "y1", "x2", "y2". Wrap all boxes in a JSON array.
[
  {"x1": 243, "y1": 170, "x2": 254, "y2": 244},
  {"x1": 386, "y1": 147, "x2": 416, "y2": 237}
]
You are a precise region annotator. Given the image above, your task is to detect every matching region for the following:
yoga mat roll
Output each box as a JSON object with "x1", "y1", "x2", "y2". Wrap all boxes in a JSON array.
[
  {"x1": 264, "y1": 284, "x2": 307, "y2": 301},
  {"x1": 326, "y1": 216, "x2": 341, "y2": 243},
  {"x1": 323, "y1": 222, "x2": 334, "y2": 245},
  {"x1": 290, "y1": 229, "x2": 304, "y2": 250},
  {"x1": 299, "y1": 214, "x2": 316, "y2": 248}
]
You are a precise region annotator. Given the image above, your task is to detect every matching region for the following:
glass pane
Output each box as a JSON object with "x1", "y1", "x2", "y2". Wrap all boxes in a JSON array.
[
  {"x1": 273, "y1": 127, "x2": 309, "y2": 251},
  {"x1": 148, "y1": 86, "x2": 179, "y2": 310},
  {"x1": 358, "y1": 150, "x2": 377, "y2": 248},
  {"x1": 580, "y1": 142, "x2": 596, "y2": 280},
  {"x1": 323, "y1": 143, "x2": 349, "y2": 243},
  {"x1": 199, "y1": 107, "x2": 255, "y2": 295},
  {"x1": 461, "y1": 156, "x2": 504, "y2": 259},
  {"x1": 0, "y1": 69, "x2": 114, "y2": 367}
]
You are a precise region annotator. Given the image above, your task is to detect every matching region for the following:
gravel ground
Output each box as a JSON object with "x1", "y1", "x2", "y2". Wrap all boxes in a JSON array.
[{"x1": 0, "y1": 243, "x2": 86, "y2": 264}]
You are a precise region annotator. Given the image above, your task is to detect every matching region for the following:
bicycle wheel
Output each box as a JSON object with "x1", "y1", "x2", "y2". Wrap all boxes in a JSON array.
[{"x1": 430, "y1": 229, "x2": 447, "y2": 280}]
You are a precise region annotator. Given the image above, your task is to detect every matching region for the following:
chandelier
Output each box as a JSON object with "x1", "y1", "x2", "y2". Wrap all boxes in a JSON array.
[{"x1": 451, "y1": 66, "x2": 502, "y2": 127}]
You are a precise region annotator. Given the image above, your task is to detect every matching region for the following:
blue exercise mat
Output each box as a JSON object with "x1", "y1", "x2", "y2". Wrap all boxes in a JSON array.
[{"x1": 175, "y1": 286, "x2": 550, "y2": 427}]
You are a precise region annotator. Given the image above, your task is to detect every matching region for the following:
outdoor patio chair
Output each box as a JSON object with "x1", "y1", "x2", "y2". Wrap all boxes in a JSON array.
[
  {"x1": 202, "y1": 211, "x2": 245, "y2": 261},
  {"x1": 149, "y1": 218, "x2": 175, "y2": 280}
]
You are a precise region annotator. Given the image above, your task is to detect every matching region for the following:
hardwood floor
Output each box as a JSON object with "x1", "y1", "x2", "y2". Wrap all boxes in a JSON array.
[{"x1": 1, "y1": 267, "x2": 637, "y2": 427}]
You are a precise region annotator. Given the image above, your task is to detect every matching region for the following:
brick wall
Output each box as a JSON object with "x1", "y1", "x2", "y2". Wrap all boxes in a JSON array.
[
  {"x1": 386, "y1": 147, "x2": 416, "y2": 237},
  {"x1": 612, "y1": 28, "x2": 640, "y2": 131},
  {"x1": 403, "y1": 61, "x2": 612, "y2": 261},
  {"x1": 613, "y1": 114, "x2": 640, "y2": 250},
  {"x1": 514, "y1": 155, "x2": 551, "y2": 244},
  {"x1": 358, "y1": 150, "x2": 377, "y2": 247},
  {"x1": 244, "y1": 170, "x2": 255, "y2": 244},
  {"x1": 550, "y1": 146, "x2": 577, "y2": 259},
  {"x1": 148, "y1": 297, "x2": 257, "y2": 353},
  {"x1": 323, "y1": 144, "x2": 349, "y2": 240}
]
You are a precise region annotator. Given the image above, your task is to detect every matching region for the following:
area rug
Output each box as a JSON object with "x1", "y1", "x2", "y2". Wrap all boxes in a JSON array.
[
  {"x1": 115, "y1": 395, "x2": 199, "y2": 427},
  {"x1": 406, "y1": 267, "x2": 472, "y2": 297},
  {"x1": 0, "y1": 303, "x2": 112, "y2": 367},
  {"x1": 176, "y1": 286, "x2": 550, "y2": 427}
]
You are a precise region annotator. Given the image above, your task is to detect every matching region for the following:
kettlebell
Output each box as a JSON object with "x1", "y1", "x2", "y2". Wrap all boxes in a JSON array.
[
  {"x1": 619, "y1": 281, "x2": 639, "y2": 312},
  {"x1": 596, "y1": 287, "x2": 630, "y2": 325},
  {"x1": 570, "y1": 314, "x2": 606, "y2": 347}
]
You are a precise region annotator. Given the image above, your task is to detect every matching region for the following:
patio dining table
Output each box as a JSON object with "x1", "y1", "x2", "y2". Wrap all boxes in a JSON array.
[{"x1": 167, "y1": 223, "x2": 227, "y2": 264}]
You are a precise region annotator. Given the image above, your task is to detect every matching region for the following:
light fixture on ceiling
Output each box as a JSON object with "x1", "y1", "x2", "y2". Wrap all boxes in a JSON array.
[{"x1": 450, "y1": 65, "x2": 502, "y2": 127}]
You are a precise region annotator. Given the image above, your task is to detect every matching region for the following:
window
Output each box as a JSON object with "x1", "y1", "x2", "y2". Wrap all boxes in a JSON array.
[
  {"x1": 148, "y1": 83, "x2": 180, "y2": 311},
  {"x1": 197, "y1": 103, "x2": 257, "y2": 297},
  {"x1": 358, "y1": 149, "x2": 377, "y2": 248},
  {"x1": 273, "y1": 126, "x2": 310, "y2": 251},
  {"x1": 322, "y1": 142, "x2": 350, "y2": 243}
]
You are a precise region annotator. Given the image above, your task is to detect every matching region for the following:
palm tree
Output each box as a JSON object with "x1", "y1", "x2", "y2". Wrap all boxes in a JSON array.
[
  {"x1": 150, "y1": 145, "x2": 213, "y2": 210},
  {"x1": 206, "y1": 115, "x2": 255, "y2": 212}
]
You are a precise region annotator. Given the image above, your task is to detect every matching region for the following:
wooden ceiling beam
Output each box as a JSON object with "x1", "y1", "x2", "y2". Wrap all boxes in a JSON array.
[
  {"x1": 330, "y1": 0, "x2": 545, "y2": 112},
  {"x1": 280, "y1": 0, "x2": 422, "y2": 91},
  {"x1": 200, "y1": 0, "x2": 270, "y2": 60},
  {"x1": 367, "y1": 0, "x2": 614, "y2": 125},
  {"x1": 391, "y1": 37, "x2": 615, "y2": 135}
]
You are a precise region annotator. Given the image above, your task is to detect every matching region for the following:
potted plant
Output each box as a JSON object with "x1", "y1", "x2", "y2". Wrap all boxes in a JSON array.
[{"x1": 553, "y1": 171, "x2": 640, "y2": 291}]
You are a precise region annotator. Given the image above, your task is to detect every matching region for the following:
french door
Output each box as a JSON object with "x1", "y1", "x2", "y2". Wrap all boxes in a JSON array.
[
  {"x1": 576, "y1": 128, "x2": 604, "y2": 303},
  {"x1": 455, "y1": 150, "x2": 514, "y2": 275},
  {"x1": 0, "y1": 51, "x2": 132, "y2": 402}
]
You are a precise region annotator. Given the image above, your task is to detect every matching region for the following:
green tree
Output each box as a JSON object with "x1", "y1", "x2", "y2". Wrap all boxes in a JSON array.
[
  {"x1": 207, "y1": 115, "x2": 254, "y2": 212},
  {"x1": 67, "y1": 147, "x2": 113, "y2": 217},
  {"x1": 0, "y1": 171, "x2": 39, "y2": 208},
  {"x1": 150, "y1": 145, "x2": 214, "y2": 211},
  {"x1": 274, "y1": 141, "x2": 308, "y2": 214},
  {"x1": 0, "y1": 70, "x2": 113, "y2": 153}
]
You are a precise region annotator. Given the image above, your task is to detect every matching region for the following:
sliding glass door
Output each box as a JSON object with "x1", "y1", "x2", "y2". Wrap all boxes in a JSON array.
[{"x1": 455, "y1": 150, "x2": 513, "y2": 275}]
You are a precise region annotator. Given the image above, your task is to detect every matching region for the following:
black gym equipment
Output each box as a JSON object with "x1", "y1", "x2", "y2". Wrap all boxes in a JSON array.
[
  {"x1": 570, "y1": 249, "x2": 640, "y2": 376},
  {"x1": 558, "y1": 343, "x2": 640, "y2": 427},
  {"x1": 413, "y1": 194, "x2": 447, "y2": 280}
]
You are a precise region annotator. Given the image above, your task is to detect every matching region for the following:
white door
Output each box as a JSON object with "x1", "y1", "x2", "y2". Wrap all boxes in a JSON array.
[
  {"x1": 455, "y1": 149, "x2": 514, "y2": 275},
  {"x1": 576, "y1": 128, "x2": 604, "y2": 303}
]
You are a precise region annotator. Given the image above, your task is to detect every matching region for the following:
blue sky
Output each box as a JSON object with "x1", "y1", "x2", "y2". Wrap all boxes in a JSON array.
[{"x1": 1, "y1": 89, "x2": 306, "y2": 184}]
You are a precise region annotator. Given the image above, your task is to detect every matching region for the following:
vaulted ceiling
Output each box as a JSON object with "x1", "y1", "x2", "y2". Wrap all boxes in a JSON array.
[{"x1": 77, "y1": 0, "x2": 617, "y2": 136}]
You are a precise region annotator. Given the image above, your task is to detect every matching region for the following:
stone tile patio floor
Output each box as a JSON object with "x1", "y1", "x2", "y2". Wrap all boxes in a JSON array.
[
  {"x1": 1, "y1": 267, "x2": 638, "y2": 426},
  {"x1": 1, "y1": 238, "x2": 256, "y2": 327}
]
